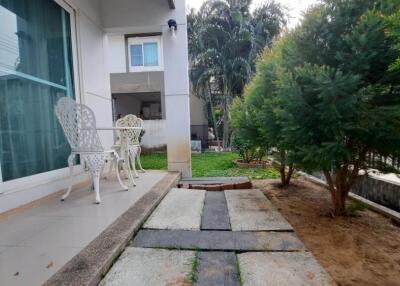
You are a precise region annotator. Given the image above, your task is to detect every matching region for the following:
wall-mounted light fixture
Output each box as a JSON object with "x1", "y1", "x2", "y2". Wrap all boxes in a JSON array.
[{"x1": 168, "y1": 19, "x2": 177, "y2": 38}]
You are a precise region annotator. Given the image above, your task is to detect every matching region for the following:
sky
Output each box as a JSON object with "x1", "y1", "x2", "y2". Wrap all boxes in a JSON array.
[{"x1": 186, "y1": 0, "x2": 320, "y2": 28}]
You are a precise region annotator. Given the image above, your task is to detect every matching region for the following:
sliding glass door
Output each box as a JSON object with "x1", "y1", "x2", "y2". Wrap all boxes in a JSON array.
[{"x1": 0, "y1": 0, "x2": 76, "y2": 181}]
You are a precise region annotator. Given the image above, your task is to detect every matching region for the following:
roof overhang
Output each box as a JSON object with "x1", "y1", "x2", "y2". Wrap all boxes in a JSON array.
[{"x1": 167, "y1": 0, "x2": 175, "y2": 9}]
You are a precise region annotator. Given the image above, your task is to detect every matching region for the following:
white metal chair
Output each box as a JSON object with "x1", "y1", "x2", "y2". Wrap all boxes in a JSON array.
[
  {"x1": 55, "y1": 97, "x2": 128, "y2": 204},
  {"x1": 116, "y1": 114, "x2": 145, "y2": 179}
]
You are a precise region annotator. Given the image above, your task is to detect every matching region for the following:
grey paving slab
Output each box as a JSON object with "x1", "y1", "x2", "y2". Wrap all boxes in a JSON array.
[
  {"x1": 194, "y1": 252, "x2": 240, "y2": 286},
  {"x1": 132, "y1": 230, "x2": 306, "y2": 251},
  {"x1": 238, "y1": 252, "x2": 336, "y2": 286},
  {"x1": 100, "y1": 247, "x2": 194, "y2": 286},
  {"x1": 201, "y1": 192, "x2": 231, "y2": 230},
  {"x1": 143, "y1": 188, "x2": 206, "y2": 230},
  {"x1": 225, "y1": 189, "x2": 293, "y2": 231}
]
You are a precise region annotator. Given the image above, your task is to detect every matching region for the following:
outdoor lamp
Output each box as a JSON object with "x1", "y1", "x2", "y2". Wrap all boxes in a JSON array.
[{"x1": 168, "y1": 19, "x2": 177, "y2": 38}]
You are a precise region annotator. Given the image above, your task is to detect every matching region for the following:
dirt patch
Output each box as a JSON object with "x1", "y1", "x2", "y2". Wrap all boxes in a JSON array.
[{"x1": 254, "y1": 178, "x2": 400, "y2": 286}]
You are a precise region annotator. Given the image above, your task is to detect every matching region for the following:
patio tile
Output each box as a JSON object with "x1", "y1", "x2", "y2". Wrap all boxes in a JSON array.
[
  {"x1": 100, "y1": 247, "x2": 194, "y2": 286},
  {"x1": 26, "y1": 171, "x2": 166, "y2": 219},
  {"x1": 143, "y1": 188, "x2": 205, "y2": 230},
  {"x1": 19, "y1": 216, "x2": 116, "y2": 248},
  {"x1": 132, "y1": 230, "x2": 306, "y2": 251},
  {"x1": 0, "y1": 245, "x2": 81, "y2": 286},
  {"x1": 0, "y1": 216, "x2": 62, "y2": 246},
  {"x1": 225, "y1": 189, "x2": 293, "y2": 231},
  {"x1": 0, "y1": 246, "x2": 9, "y2": 254},
  {"x1": 201, "y1": 192, "x2": 231, "y2": 230},
  {"x1": 194, "y1": 252, "x2": 240, "y2": 286},
  {"x1": 238, "y1": 252, "x2": 336, "y2": 286}
]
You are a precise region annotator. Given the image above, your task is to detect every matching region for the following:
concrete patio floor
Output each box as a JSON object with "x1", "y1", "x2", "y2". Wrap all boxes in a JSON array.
[
  {"x1": 0, "y1": 170, "x2": 168, "y2": 286},
  {"x1": 103, "y1": 188, "x2": 336, "y2": 286}
]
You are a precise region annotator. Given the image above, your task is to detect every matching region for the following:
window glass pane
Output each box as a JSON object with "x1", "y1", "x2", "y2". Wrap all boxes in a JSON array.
[
  {"x1": 143, "y1": 42, "x2": 158, "y2": 66},
  {"x1": 130, "y1": 44, "x2": 143, "y2": 66},
  {"x1": 0, "y1": 0, "x2": 74, "y2": 181}
]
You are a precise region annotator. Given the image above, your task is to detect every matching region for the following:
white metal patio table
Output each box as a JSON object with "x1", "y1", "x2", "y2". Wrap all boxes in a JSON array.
[{"x1": 96, "y1": 126, "x2": 143, "y2": 188}]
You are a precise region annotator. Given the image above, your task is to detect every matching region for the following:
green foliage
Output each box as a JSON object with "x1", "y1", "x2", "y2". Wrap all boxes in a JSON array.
[
  {"x1": 387, "y1": 10, "x2": 400, "y2": 71},
  {"x1": 230, "y1": 97, "x2": 267, "y2": 162},
  {"x1": 189, "y1": 248, "x2": 200, "y2": 283},
  {"x1": 238, "y1": 0, "x2": 400, "y2": 214},
  {"x1": 347, "y1": 200, "x2": 369, "y2": 216},
  {"x1": 236, "y1": 254, "x2": 244, "y2": 286}
]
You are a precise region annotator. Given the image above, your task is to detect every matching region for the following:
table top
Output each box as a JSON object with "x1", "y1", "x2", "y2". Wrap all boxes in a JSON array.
[{"x1": 96, "y1": 127, "x2": 143, "y2": 130}]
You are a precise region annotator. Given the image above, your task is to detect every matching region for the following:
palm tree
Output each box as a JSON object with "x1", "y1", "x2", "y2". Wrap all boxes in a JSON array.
[{"x1": 188, "y1": 0, "x2": 287, "y2": 148}]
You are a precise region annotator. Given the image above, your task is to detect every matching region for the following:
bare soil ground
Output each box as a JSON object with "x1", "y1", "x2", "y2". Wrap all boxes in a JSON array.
[{"x1": 254, "y1": 178, "x2": 400, "y2": 286}]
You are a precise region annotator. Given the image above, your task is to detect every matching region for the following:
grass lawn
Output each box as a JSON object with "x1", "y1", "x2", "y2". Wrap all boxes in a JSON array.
[{"x1": 140, "y1": 152, "x2": 280, "y2": 179}]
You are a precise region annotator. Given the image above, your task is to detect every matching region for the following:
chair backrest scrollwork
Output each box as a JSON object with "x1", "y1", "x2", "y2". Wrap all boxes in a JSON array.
[
  {"x1": 116, "y1": 114, "x2": 143, "y2": 146},
  {"x1": 55, "y1": 97, "x2": 103, "y2": 152}
]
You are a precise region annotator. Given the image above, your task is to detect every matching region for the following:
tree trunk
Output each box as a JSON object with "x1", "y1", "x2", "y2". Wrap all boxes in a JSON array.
[
  {"x1": 222, "y1": 95, "x2": 230, "y2": 149},
  {"x1": 279, "y1": 150, "x2": 293, "y2": 187},
  {"x1": 207, "y1": 84, "x2": 221, "y2": 150},
  {"x1": 284, "y1": 163, "x2": 294, "y2": 186},
  {"x1": 323, "y1": 168, "x2": 353, "y2": 216},
  {"x1": 222, "y1": 81, "x2": 230, "y2": 149}
]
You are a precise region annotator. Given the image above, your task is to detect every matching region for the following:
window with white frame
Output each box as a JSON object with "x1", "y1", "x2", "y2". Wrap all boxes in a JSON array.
[{"x1": 127, "y1": 37, "x2": 163, "y2": 72}]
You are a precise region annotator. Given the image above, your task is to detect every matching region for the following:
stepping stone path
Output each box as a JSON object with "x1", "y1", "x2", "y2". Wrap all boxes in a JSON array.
[{"x1": 102, "y1": 188, "x2": 335, "y2": 286}]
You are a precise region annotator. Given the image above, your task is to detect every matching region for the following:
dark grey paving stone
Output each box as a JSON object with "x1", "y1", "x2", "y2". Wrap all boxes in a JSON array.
[
  {"x1": 131, "y1": 230, "x2": 306, "y2": 251},
  {"x1": 201, "y1": 192, "x2": 231, "y2": 230},
  {"x1": 180, "y1": 177, "x2": 249, "y2": 183},
  {"x1": 194, "y1": 252, "x2": 240, "y2": 286}
]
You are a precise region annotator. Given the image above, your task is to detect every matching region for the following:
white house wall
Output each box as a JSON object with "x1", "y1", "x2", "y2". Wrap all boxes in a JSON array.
[
  {"x1": 75, "y1": 2, "x2": 113, "y2": 149},
  {"x1": 141, "y1": 120, "x2": 168, "y2": 148},
  {"x1": 107, "y1": 35, "x2": 126, "y2": 73},
  {"x1": 101, "y1": 0, "x2": 192, "y2": 176}
]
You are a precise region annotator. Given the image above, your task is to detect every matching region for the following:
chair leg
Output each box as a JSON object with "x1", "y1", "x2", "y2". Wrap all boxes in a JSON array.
[
  {"x1": 113, "y1": 152, "x2": 129, "y2": 190},
  {"x1": 61, "y1": 154, "x2": 76, "y2": 201},
  {"x1": 82, "y1": 154, "x2": 105, "y2": 204},
  {"x1": 122, "y1": 148, "x2": 136, "y2": 187},
  {"x1": 137, "y1": 146, "x2": 145, "y2": 173},
  {"x1": 103, "y1": 156, "x2": 114, "y2": 180},
  {"x1": 93, "y1": 174, "x2": 101, "y2": 204},
  {"x1": 129, "y1": 146, "x2": 139, "y2": 178}
]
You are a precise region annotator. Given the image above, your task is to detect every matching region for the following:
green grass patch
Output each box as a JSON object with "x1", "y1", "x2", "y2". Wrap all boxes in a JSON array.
[
  {"x1": 236, "y1": 254, "x2": 243, "y2": 286},
  {"x1": 347, "y1": 200, "x2": 369, "y2": 216},
  {"x1": 140, "y1": 152, "x2": 280, "y2": 180},
  {"x1": 189, "y1": 248, "x2": 200, "y2": 283}
]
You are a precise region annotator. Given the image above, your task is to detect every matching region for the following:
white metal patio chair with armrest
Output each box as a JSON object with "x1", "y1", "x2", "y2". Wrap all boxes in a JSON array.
[
  {"x1": 115, "y1": 114, "x2": 146, "y2": 179},
  {"x1": 55, "y1": 97, "x2": 128, "y2": 204}
]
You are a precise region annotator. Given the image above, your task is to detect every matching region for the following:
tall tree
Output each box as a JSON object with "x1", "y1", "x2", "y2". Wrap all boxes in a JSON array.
[
  {"x1": 238, "y1": 0, "x2": 400, "y2": 214},
  {"x1": 282, "y1": 0, "x2": 400, "y2": 215},
  {"x1": 188, "y1": 0, "x2": 287, "y2": 148}
]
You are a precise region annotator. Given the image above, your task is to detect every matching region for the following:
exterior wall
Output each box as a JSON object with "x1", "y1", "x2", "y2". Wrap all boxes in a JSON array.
[
  {"x1": 107, "y1": 35, "x2": 126, "y2": 73},
  {"x1": 0, "y1": 0, "x2": 109, "y2": 213},
  {"x1": 352, "y1": 175, "x2": 400, "y2": 212},
  {"x1": 190, "y1": 93, "x2": 208, "y2": 148},
  {"x1": 71, "y1": 0, "x2": 113, "y2": 149},
  {"x1": 101, "y1": 0, "x2": 192, "y2": 177},
  {"x1": 141, "y1": 120, "x2": 168, "y2": 148},
  {"x1": 190, "y1": 94, "x2": 207, "y2": 126}
]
